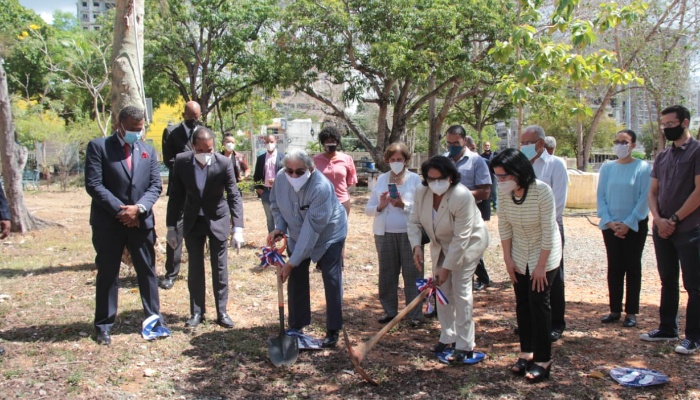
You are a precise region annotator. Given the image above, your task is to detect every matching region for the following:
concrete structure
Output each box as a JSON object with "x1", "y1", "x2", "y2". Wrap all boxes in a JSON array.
[{"x1": 77, "y1": 0, "x2": 115, "y2": 30}]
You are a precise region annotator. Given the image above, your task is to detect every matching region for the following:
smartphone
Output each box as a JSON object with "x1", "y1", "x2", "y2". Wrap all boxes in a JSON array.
[{"x1": 388, "y1": 183, "x2": 398, "y2": 199}]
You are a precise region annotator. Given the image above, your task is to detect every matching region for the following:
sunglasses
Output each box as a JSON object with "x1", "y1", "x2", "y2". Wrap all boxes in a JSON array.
[{"x1": 285, "y1": 168, "x2": 308, "y2": 177}]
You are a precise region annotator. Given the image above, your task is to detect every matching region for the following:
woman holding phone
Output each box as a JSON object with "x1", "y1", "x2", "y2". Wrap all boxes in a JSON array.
[{"x1": 365, "y1": 142, "x2": 424, "y2": 326}]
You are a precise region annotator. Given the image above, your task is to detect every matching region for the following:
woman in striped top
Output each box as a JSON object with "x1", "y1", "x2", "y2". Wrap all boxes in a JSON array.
[{"x1": 491, "y1": 148, "x2": 561, "y2": 383}]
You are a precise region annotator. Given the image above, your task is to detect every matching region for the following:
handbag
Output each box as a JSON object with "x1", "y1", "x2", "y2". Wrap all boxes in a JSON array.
[{"x1": 420, "y1": 228, "x2": 430, "y2": 245}]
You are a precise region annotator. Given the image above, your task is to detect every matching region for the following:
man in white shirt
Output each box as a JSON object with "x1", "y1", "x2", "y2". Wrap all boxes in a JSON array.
[{"x1": 520, "y1": 126, "x2": 569, "y2": 342}]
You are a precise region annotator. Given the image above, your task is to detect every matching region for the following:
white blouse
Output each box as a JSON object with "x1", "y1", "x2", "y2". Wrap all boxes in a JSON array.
[{"x1": 365, "y1": 170, "x2": 422, "y2": 235}]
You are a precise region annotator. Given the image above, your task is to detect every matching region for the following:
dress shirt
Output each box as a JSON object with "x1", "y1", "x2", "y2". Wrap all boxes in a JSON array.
[
  {"x1": 532, "y1": 150, "x2": 568, "y2": 224},
  {"x1": 264, "y1": 150, "x2": 278, "y2": 187},
  {"x1": 193, "y1": 156, "x2": 211, "y2": 216},
  {"x1": 498, "y1": 179, "x2": 562, "y2": 274},
  {"x1": 365, "y1": 171, "x2": 422, "y2": 235},
  {"x1": 270, "y1": 169, "x2": 347, "y2": 267},
  {"x1": 443, "y1": 149, "x2": 492, "y2": 193},
  {"x1": 597, "y1": 159, "x2": 651, "y2": 232}
]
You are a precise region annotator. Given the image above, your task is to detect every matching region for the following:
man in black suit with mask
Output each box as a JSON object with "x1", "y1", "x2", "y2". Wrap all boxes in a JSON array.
[
  {"x1": 160, "y1": 101, "x2": 201, "y2": 290},
  {"x1": 166, "y1": 127, "x2": 245, "y2": 329},
  {"x1": 85, "y1": 105, "x2": 165, "y2": 345}
]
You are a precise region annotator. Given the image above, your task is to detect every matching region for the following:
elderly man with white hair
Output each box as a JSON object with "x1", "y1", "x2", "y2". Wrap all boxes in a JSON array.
[
  {"x1": 544, "y1": 136, "x2": 557, "y2": 155},
  {"x1": 520, "y1": 125, "x2": 569, "y2": 342},
  {"x1": 268, "y1": 149, "x2": 348, "y2": 349}
]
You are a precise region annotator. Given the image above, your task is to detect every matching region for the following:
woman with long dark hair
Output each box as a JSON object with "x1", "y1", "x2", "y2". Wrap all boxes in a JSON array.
[{"x1": 491, "y1": 148, "x2": 561, "y2": 383}]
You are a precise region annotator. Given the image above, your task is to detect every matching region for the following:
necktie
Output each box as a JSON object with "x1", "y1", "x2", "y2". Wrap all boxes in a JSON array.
[{"x1": 124, "y1": 143, "x2": 132, "y2": 171}]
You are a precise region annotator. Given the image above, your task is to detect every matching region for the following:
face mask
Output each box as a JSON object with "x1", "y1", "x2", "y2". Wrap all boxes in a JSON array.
[
  {"x1": 184, "y1": 119, "x2": 199, "y2": 130},
  {"x1": 286, "y1": 170, "x2": 311, "y2": 192},
  {"x1": 225, "y1": 142, "x2": 235, "y2": 152},
  {"x1": 520, "y1": 144, "x2": 538, "y2": 160},
  {"x1": 389, "y1": 162, "x2": 405, "y2": 175},
  {"x1": 325, "y1": 143, "x2": 338, "y2": 153},
  {"x1": 194, "y1": 153, "x2": 212, "y2": 165},
  {"x1": 613, "y1": 144, "x2": 630, "y2": 159},
  {"x1": 448, "y1": 145, "x2": 463, "y2": 158},
  {"x1": 498, "y1": 180, "x2": 517, "y2": 194},
  {"x1": 122, "y1": 125, "x2": 142, "y2": 144},
  {"x1": 266, "y1": 142, "x2": 276, "y2": 152},
  {"x1": 664, "y1": 126, "x2": 684, "y2": 142},
  {"x1": 428, "y1": 179, "x2": 450, "y2": 196}
]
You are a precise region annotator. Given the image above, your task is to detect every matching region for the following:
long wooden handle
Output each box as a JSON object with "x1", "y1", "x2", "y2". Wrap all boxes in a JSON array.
[
  {"x1": 277, "y1": 270, "x2": 285, "y2": 335},
  {"x1": 357, "y1": 289, "x2": 430, "y2": 360}
]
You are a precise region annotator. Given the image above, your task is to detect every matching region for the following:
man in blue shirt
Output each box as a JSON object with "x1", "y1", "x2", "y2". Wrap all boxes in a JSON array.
[{"x1": 444, "y1": 125, "x2": 492, "y2": 291}]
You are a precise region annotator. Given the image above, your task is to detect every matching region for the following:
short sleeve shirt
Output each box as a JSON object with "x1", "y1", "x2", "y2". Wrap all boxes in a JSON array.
[
  {"x1": 444, "y1": 149, "x2": 492, "y2": 191},
  {"x1": 313, "y1": 152, "x2": 358, "y2": 203}
]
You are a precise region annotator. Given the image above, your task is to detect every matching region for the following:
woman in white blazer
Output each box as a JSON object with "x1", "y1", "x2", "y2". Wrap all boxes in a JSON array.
[
  {"x1": 366, "y1": 143, "x2": 424, "y2": 326},
  {"x1": 492, "y1": 148, "x2": 561, "y2": 383},
  {"x1": 407, "y1": 155, "x2": 489, "y2": 363}
]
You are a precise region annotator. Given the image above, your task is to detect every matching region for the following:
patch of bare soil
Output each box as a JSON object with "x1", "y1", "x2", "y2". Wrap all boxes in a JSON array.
[{"x1": 0, "y1": 188, "x2": 698, "y2": 399}]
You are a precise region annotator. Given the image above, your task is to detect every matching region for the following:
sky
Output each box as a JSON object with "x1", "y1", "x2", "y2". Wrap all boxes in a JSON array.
[{"x1": 18, "y1": 0, "x2": 77, "y2": 24}]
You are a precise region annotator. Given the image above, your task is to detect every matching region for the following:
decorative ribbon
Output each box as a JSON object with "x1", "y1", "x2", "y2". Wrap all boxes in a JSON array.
[
  {"x1": 416, "y1": 277, "x2": 448, "y2": 314},
  {"x1": 258, "y1": 246, "x2": 287, "y2": 269}
]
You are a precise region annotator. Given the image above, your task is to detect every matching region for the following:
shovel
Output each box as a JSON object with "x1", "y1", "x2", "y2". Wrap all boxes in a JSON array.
[{"x1": 268, "y1": 243, "x2": 298, "y2": 367}]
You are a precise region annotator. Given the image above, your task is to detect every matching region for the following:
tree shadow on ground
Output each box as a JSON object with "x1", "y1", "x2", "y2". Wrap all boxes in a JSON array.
[{"x1": 0, "y1": 263, "x2": 95, "y2": 278}]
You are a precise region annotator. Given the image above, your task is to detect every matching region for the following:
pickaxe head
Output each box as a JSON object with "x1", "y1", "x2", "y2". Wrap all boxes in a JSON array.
[{"x1": 342, "y1": 327, "x2": 378, "y2": 385}]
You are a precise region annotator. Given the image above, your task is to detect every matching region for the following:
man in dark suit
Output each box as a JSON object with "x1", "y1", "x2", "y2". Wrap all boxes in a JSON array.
[
  {"x1": 166, "y1": 127, "x2": 244, "y2": 329},
  {"x1": 0, "y1": 184, "x2": 10, "y2": 355},
  {"x1": 253, "y1": 134, "x2": 284, "y2": 232},
  {"x1": 85, "y1": 106, "x2": 165, "y2": 345},
  {"x1": 160, "y1": 101, "x2": 202, "y2": 290}
]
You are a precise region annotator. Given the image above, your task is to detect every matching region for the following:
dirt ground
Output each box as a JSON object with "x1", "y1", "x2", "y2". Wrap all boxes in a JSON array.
[{"x1": 0, "y1": 187, "x2": 698, "y2": 399}]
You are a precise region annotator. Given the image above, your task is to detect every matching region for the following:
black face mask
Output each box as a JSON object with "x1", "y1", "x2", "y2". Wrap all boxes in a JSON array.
[
  {"x1": 664, "y1": 125, "x2": 684, "y2": 142},
  {"x1": 326, "y1": 144, "x2": 337, "y2": 153},
  {"x1": 184, "y1": 119, "x2": 199, "y2": 130}
]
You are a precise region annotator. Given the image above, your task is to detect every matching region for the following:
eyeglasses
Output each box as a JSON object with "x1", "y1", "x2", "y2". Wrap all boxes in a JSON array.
[
  {"x1": 425, "y1": 176, "x2": 446, "y2": 183},
  {"x1": 285, "y1": 168, "x2": 307, "y2": 177},
  {"x1": 613, "y1": 140, "x2": 630, "y2": 145},
  {"x1": 661, "y1": 121, "x2": 681, "y2": 129}
]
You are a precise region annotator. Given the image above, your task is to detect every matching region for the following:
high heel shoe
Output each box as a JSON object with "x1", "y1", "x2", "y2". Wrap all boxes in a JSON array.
[
  {"x1": 511, "y1": 358, "x2": 534, "y2": 376},
  {"x1": 525, "y1": 362, "x2": 552, "y2": 383}
]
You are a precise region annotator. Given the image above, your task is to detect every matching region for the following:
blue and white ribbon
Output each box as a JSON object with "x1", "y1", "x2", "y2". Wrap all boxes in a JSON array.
[{"x1": 416, "y1": 277, "x2": 448, "y2": 314}]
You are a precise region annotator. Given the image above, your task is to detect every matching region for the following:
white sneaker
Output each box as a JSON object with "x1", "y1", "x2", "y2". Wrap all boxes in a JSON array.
[{"x1": 675, "y1": 339, "x2": 700, "y2": 354}]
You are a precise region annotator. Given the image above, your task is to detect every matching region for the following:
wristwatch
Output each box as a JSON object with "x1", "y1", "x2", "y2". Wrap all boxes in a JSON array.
[{"x1": 670, "y1": 213, "x2": 680, "y2": 223}]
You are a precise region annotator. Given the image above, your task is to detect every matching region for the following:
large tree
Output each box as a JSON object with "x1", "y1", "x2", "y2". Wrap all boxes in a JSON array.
[
  {"x1": 144, "y1": 0, "x2": 278, "y2": 125},
  {"x1": 274, "y1": 0, "x2": 515, "y2": 168}
]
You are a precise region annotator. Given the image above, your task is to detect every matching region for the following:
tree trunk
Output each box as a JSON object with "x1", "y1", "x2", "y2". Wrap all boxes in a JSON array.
[
  {"x1": 0, "y1": 64, "x2": 40, "y2": 233},
  {"x1": 110, "y1": 0, "x2": 146, "y2": 129},
  {"x1": 427, "y1": 76, "x2": 440, "y2": 156}
]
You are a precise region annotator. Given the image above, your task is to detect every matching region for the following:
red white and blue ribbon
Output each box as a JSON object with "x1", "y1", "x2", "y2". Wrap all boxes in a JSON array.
[
  {"x1": 258, "y1": 246, "x2": 286, "y2": 269},
  {"x1": 416, "y1": 277, "x2": 448, "y2": 314}
]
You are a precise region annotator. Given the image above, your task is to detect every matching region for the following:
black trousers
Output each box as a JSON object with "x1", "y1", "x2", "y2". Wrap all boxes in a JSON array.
[
  {"x1": 474, "y1": 258, "x2": 490, "y2": 284},
  {"x1": 288, "y1": 240, "x2": 344, "y2": 331},
  {"x1": 92, "y1": 224, "x2": 161, "y2": 333},
  {"x1": 185, "y1": 217, "x2": 229, "y2": 316},
  {"x1": 164, "y1": 215, "x2": 184, "y2": 279},
  {"x1": 514, "y1": 267, "x2": 559, "y2": 362},
  {"x1": 602, "y1": 218, "x2": 648, "y2": 314},
  {"x1": 551, "y1": 222, "x2": 566, "y2": 331}
]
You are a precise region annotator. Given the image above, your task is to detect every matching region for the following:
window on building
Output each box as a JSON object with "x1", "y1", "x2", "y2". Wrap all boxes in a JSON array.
[
  {"x1": 82, "y1": 13, "x2": 89, "y2": 20},
  {"x1": 94, "y1": 1, "x2": 99, "y2": 7},
  {"x1": 93, "y1": 14, "x2": 98, "y2": 19},
  {"x1": 82, "y1": 1, "x2": 87, "y2": 6}
]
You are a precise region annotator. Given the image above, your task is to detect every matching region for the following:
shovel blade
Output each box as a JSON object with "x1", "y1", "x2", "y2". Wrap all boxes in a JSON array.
[{"x1": 268, "y1": 334, "x2": 299, "y2": 367}]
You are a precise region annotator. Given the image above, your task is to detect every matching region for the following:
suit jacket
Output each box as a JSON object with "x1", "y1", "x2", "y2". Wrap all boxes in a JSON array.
[
  {"x1": 85, "y1": 134, "x2": 162, "y2": 229},
  {"x1": 0, "y1": 185, "x2": 9, "y2": 221},
  {"x1": 253, "y1": 150, "x2": 284, "y2": 189},
  {"x1": 162, "y1": 122, "x2": 193, "y2": 195},
  {"x1": 166, "y1": 152, "x2": 244, "y2": 241},
  {"x1": 407, "y1": 184, "x2": 489, "y2": 272}
]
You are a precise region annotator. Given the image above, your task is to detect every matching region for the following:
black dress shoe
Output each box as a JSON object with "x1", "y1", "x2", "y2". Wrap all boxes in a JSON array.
[
  {"x1": 601, "y1": 313, "x2": 621, "y2": 323},
  {"x1": 550, "y1": 329, "x2": 563, "y2": 342},
  {"x1": 217, "y1": 313, "x2": 235, "y2": 329},
  {"x1": 0, "y1": 346, "x2": 5, "y2": 356},
  {"x1": 622, "y1": 316, "x2": 636, "y2": 328},
  {"x1": 473, "y1": 280, "x2": 488, "y2": 291},
  {"x1": 322, "y1": 330, "x2": 339, "y2": 348},
  {"x1": 526, "y1": 362, "x2": 552, "y2": 383},
  {"x1": 378, "y1": 315, "x2": 397, "y2": 324},
  {"x1": 432, "y1": 341, "x2": 454, "y2": 353},
  {"x1": 185, "y1": 313, "x2": 204, "y2": 328},
  {"x1": 96, "y1": 331, "x2": 111, "y2": 345},
  {"x1": 159, "y1": 278, "x2": 174, "y2": 290}
]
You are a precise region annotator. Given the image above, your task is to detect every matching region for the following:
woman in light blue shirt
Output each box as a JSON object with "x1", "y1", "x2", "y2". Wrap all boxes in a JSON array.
[
  {"x1": 597, "y1": 129, "x2": 651, "y2": 328},
  {"x1": 366, "y1": 143, "x2": 424, "y2": 326}
]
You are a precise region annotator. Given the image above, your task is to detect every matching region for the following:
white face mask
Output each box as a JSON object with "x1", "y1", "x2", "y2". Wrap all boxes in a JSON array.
[
  {"x1": 194, "y1": 152, "x2": 212, "y2": 166},
  {"x1": 613, "y1": 143, "x2": 630, "y2": 159},
  {"x1": 266, "y1": 142, "x2": 276, "y2": 152},
  {"x1": 225, "y1": 142, "x2": 235, "y2": 152},
  {"x1": 428, "y1": 179, "x2": 450, "y2": 196},
  {"x1": 389, "y1": 162, "x2": 405, "y2": 175},
  {"x1": 498, "y1": 180, "x2": 517, "y2": 194},
  {"x1": 286, "y1": 170, "x2": 311, "y2": 192}
]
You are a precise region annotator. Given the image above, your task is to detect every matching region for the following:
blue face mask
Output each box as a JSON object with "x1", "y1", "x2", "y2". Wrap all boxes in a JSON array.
[
  {"x1": 520, "y1": 143, "x2": 537, "y2": 160},
  {"x1": 122, "y1": 124, "x2": 142, "y2": 144},
  {"x1": 448, "y1": 145, "x2": 463, "y2": 158}
]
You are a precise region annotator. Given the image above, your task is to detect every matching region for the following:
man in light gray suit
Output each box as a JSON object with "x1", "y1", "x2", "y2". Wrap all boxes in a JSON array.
[{"x1": 166, "y1": 127, "x2": 244, "y2": 329}]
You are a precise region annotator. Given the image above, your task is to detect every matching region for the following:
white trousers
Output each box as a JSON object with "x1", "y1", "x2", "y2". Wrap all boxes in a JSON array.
[{"x1": 435, "y1": 260, "x2": 477, "y2": 352}]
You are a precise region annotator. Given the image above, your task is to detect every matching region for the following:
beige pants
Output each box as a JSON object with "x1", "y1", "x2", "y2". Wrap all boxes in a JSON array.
[{"x1": 435, "y1": 259, "x2": 478, "y2": 352}]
